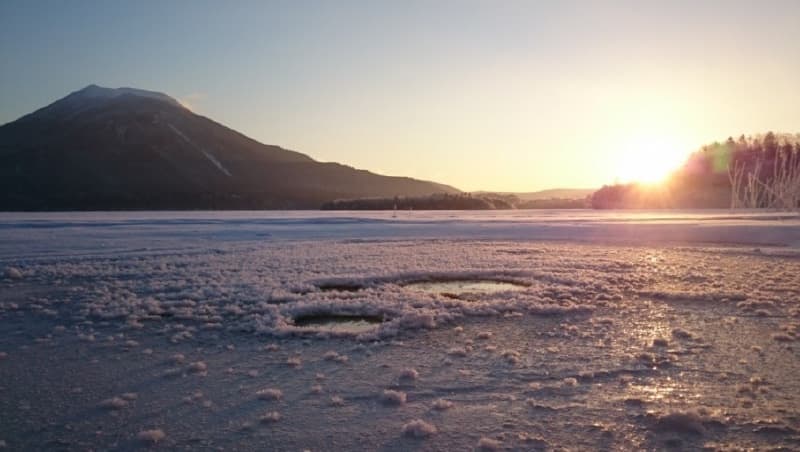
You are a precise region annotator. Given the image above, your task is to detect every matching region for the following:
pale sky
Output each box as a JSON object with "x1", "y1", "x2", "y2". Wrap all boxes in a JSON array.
[{"x1": 1, "y1": 0, "x2": 799, "y2": 191}]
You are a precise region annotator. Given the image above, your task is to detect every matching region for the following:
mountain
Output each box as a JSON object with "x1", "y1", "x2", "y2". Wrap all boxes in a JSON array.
[
  {"x1": 0, "y1": 85, "x2": 458, "y2": 210},
  {"x1": 473, "y1": 188, "x2": 595, "y2": 201}
]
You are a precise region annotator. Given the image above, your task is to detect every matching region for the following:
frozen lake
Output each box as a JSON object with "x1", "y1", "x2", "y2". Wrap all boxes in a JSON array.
[
  {"x1": 1, "y1": 210, "x2": 799, "y2": 450},
  {"x1": 1, "y1": 209, "x2": 800, "y2": 261}
]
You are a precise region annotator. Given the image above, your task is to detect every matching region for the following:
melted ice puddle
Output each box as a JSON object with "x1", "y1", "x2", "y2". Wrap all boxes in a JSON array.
[
  {"x1": 293, "y1": 314, "x2": 384, "y2": 333},
  {"x1": 405, "y1": 279, "x2": 527, "y2": 296}
]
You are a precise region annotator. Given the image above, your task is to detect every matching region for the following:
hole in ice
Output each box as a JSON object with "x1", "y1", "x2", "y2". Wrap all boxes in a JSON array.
[
  {"x1": 404, "y1": 279, "x2": 527, "y2": 296},
  {"x1": 316, "y1": 283, "x2": 365, "y2": 292},
  {"x1": 293, "y1": 314, "x2": 385, "y2": 333}
]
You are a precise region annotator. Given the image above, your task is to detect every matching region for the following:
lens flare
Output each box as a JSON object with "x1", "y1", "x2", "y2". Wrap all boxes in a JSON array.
[{"x1": 614, "y1": 134, "x2": 690, "y2": 184}]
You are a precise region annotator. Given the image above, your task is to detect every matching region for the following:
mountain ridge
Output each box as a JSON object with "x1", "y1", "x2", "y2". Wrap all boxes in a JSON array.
[
  {"x1": 0, "y1": 85, "x2": 458, "y2": 210},
  {"x1": 473, "y1": 188, "x2": 595, "y2": 201}
]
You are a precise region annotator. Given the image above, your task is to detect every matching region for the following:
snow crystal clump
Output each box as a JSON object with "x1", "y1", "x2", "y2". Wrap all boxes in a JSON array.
[
  {"x1": 477, "y1": 437, "x2": 502, "y2": 451},
  {"x1": 652, "y1": 410, "x2": 710, "y2": 435},
  {"x1": 671, "y1": 328, "x2": 694, "y2": 340},
  {"x1": 381, "y1": 389, "x2": 407, "y2": 405},
  {"x1": 447, "y1": 347, "x2": 468, "y2": 357},
  {"x1": 432, "y1": 399, "x2": 454, "y2": 410},
  {"x1": 402, "y1": 419, "x2": 437, "y2": 438},
  {"x1": 99, "y1": 397, "x2": 128, "y2": 409},
  {"x1": 187, "y1": 361, "x2": 207, "y2": 373},
  {"x1": 652, "y1": 338, "x2": 669, "y2": 347},
  {"x1": 256, "y1": 388, "x2": 283, "y2": 401},
  {"x1": 501, "y1": 350, "x2": 521, "y2": 365},
  {"x1": 323, "y1": 351, "x2": 349, "y2": 362},
  {"x1": 399, "y1": 368, "x2": 419, "y2": 380},
  {"x1": 163, "y1": 368, "x2": 182, "y2": 378},
  {"x1": 260, "y1": 411, "x2": 281, "y2": 423},
  {"x1": 137, "y1": 429, "x2": 166, "y2": 444},
  {"x1": 4, "y1": 267, "x2": 22, "y2": 280},
  {"x1": 287, "y1": 357, "x2": 302, "y2": 368}
]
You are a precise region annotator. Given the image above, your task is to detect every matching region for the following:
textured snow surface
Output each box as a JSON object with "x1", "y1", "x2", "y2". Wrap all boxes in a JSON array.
[{"x1": 0, "y1": 211, "x2": 799, "y2": 450}]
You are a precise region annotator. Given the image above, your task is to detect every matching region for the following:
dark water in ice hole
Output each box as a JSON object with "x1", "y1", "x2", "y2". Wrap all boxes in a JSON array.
[{"x1": 293, "y1": 314, "x2": 385, "y2": 333}]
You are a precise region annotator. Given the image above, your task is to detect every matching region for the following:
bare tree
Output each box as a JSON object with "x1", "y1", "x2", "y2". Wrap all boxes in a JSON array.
[{"x1": 729, "y1": 144, "x2": 800, "y2": 211}]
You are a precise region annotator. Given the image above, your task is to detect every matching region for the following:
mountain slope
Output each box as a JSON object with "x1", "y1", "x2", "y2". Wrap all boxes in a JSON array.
[{"x1": 0, "y1": 85, "x2": 457, "y2": 210}]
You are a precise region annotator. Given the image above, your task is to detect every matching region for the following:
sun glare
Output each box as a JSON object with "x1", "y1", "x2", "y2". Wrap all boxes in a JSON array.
[{"x1": 614, "y1": 134, "x2": 689, "y2": 184}]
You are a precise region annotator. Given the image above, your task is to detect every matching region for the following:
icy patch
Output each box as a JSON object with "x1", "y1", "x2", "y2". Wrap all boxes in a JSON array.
[{"x1": 293, "y1": 314, "x2": 385, "y2": 334}]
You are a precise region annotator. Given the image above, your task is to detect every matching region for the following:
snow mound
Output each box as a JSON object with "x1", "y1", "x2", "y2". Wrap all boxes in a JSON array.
[
  {"x1": 650, "y1": 409, "x2": 718, "y2": 435},
  {"x1": 432, "y1": 399, "x2": 454, "y2": 410},
  {"x1": 3, "y1": 267, "x2": 22, "y2": 280},
  {"x1": 398, "y1": 368, "x2": 419, "y2": 381},
  {"x1": 260, "y1": 411, "x2": 281, "y2": 423},
  {"x1": 137, "y1": 429, "x2": 165, "y2": 444},
  {"x1": 477, "y1": 437, "x2": 503, "y2": 451},
  {"x1": 402, "y1": 419, "x2": 437, "y2": 438},
  {"x1": 256, "y1": 388, "x2": 283, "y2": 401},
  {"x1": 98, "y1": 397, "x2": 128, "y2": 410},
  {"x1": 381, "y1": 389, "x2": 407, "y2": 405}
]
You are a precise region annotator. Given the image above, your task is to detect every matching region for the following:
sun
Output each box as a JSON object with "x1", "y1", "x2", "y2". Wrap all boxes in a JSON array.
[{"x1": 614, "y1": 134, "x2": 689, "y2": 184}]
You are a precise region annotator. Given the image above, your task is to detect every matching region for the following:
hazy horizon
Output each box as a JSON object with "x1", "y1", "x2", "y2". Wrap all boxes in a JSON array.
[{"x1": 2, "y1": 0, "x2": 799, "y2": 192}]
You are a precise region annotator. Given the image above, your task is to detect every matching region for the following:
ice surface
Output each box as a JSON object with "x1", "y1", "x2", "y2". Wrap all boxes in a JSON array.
[{"x1": 0, "y1": 210, "x2": 799, "y2": 450}]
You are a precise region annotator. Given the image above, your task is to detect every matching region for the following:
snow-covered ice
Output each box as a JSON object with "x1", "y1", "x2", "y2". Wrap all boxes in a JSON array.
[{"x1": 0, "y1": 210, "x2": 799, "y2": 450}]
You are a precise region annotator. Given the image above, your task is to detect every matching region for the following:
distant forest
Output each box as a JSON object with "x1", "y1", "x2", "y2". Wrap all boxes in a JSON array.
[
  {"x1": 591, "y1": 132, "x2": 800, "y2": 209},
  {"x1": 321, "y1": 193, "x2": 588, "y2": 210}
]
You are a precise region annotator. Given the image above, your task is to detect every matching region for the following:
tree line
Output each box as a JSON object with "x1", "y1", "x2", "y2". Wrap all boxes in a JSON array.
[{"x1": 591, "y1": 132, "x2": 800, "y2": 210}]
